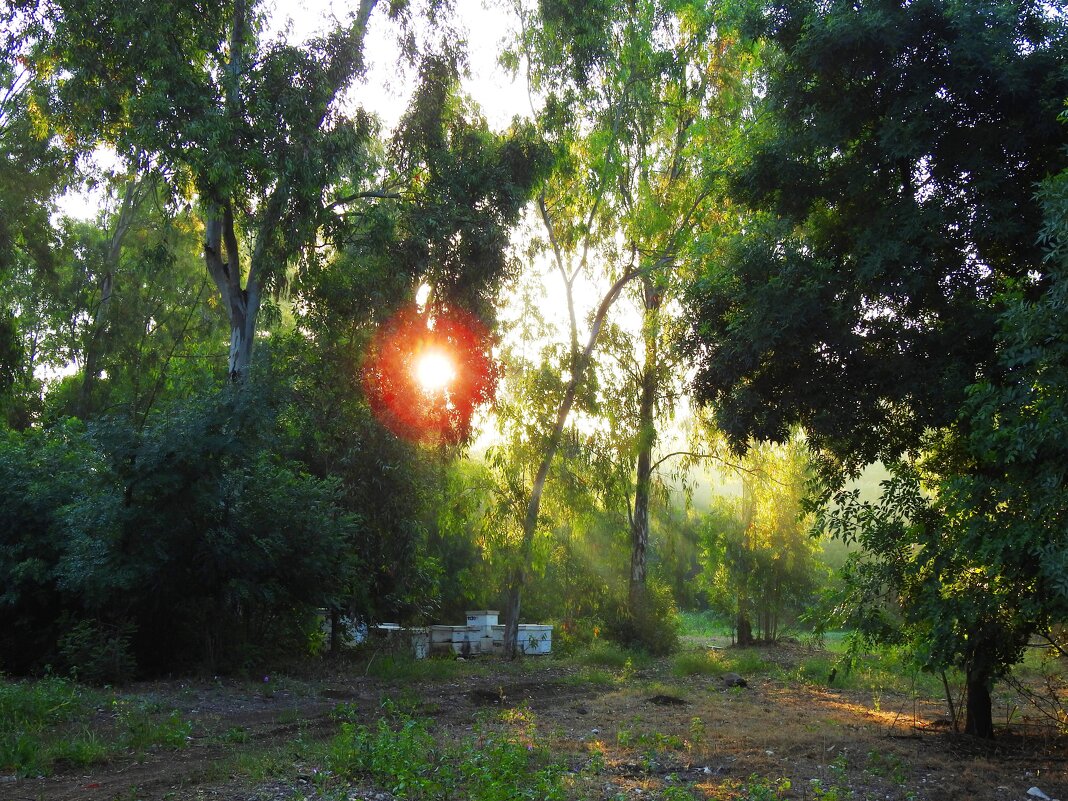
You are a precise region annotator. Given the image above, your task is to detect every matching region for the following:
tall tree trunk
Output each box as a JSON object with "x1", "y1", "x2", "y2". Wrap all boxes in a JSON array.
[
  {"x1": 964, "y1": 667, "x2": 994, "y2": 738},
  {"x1": 502, "y1": 267, "x2": 640, "y2": 658},
  {"x1": 628, "y1": 275, "x2": 661, "y2": 616},
  {"x1": 200, "y1": 0, "x2": 377, "y2": 380},
  {"x1": 736, "y1": 611, "x2": 753, "y2": 647},
  {"x1": 78, "y1": 173, "x2": 147, "y2": 416}
]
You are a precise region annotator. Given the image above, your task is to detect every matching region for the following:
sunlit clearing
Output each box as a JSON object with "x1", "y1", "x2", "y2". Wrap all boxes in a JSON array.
[{"x1": 415, "y1": 349, "x2": 456, "y2": 393}]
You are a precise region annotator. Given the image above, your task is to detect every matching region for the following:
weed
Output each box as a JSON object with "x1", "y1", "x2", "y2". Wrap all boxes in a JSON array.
[
  {"x1": 328, "y1": 706, "x2": 568, "y2": 800},
  {"x1": 829, "y1": 752, "x2": 849, "y2": 784},
  {"x1": 362, "y1": 653, "x2": 482, "y2": 682},
  {"x1": 721, "y1": 649, "x2": 771, "y2": 675},
  {"x1": 688, "y1": 716, "x2": 706, "y2": 750},
  {"x1": 742, "y1": 774, "x2": 792, "y2": 800},
  {"x1": 579, "y1": 641, "x2": 635, "y2": 669},
  {"x1": 808, "y1": 778, "x2": 842, "y2": 800},
  {"x1": 563, "y1": 667, "x2": 617, "y2": 688},
  {"x1": 0, "y1": 675, "x2": 106, "y2": 776},
  {"x1": 49, "y1": 729, "x2": 108, "y2": 767},
  {"x1": 865, "y1": 749, "x2": 908, "y2": 785},
  {"x1": 220, "y1": 726, "x2": 250, "y2": 744},
  {"x1": 673, "y1": 650, "x2": 724, "y2": 677},
  {"x1": 118, "y1": 705, "x2": 193, "y2": 752}
]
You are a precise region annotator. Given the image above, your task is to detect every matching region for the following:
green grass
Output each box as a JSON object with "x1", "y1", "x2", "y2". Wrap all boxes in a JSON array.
[
  {"x1": 362, "y1": 653, "x2": 486, "y2": 682},
  {"x1": 672, "y1": 649, "x2": 726, "y2": 677},
  {"x1": 720, "y1": 649, "x2": 771, "y2": 675},
  {"x1": 0, "y1": 676, "x2": 197, "y2": 777},
  {"x1": 327, "y1": 706, "x2": 569, "y2": 800},
  {"x1": 0, "y1": 675, "x2": 108, "y2": 777},
  {"x1": 678, "y1": 611, "x2": 731, "y2": 638},
  {"x1": 563, "y1": 668, "x2": 617, "y2": 688},
  {"x1": 577, "y1": 641, "x2": 650, "y2": 670}
]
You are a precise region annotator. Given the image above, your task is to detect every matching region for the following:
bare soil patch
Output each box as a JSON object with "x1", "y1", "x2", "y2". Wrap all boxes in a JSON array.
[{"x1": 7, "y1": 643, "x2": 1067, "y2": 801}]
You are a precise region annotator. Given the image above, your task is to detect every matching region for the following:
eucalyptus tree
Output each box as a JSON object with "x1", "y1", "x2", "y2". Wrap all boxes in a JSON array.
[
  {"x1": 698, "y1": 437, "x2": 822, "y2": 644},
  {"x1": 21, "y1": 0, "x2": 385, "y2": 381},
  {"x1": 684, "y1": 0, "x2": 1068, "y2": 736},
  {"x1": 498, "y1": 0, "x2": 753, "y2": 655},
  {"x1": 0, "y1": 9, "x2": 69, "y2": 425}
]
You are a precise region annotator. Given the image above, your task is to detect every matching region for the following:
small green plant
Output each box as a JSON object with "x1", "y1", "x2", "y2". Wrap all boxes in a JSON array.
[
  {"x1": 688, "y1": 716, "x2": 706, "y2": 750},
  {"x1": 829, "y1": 752, "x2": 849, "y2": 784},
  {"x1": 220, "y1": 726, "x2": 250, "y2": 744},
  {"x1": 118, "y1": 705, "x2": 193, "y2": 752},
  {"x1": 673, "y1": 650, "x2": 724, "y2": 677},
  {"x1": 740, "y1": 774, "x2": 792, "y2": 800},
  {"x1": 579, "y1": 641, "x2": 634, "y2": 669},
  {"x1": 865, "y1": 749, "x2": 908, "y2": 785},
  {"x1": 808, "y1": 778, "x2": 842, "y2": 801}
]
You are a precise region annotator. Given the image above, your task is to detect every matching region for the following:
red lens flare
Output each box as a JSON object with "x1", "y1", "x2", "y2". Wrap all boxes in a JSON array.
[{"x1": 362, "y1": 306, "x2": 500, "y2": 444}]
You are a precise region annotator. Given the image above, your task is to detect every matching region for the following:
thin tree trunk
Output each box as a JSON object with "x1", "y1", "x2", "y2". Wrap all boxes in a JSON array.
[
  {"x1": 78, "y1": 173, "x2": 147, "y2": 416},
  {"x1": 201, "y1": 0, "x2": 377, "y2": 380},
  {"x1": 502, "y1": 266, "x2": 641, "y2": 658},
  {"x1": 628, "y1": 274, "x2": 661, "y2": 617}
]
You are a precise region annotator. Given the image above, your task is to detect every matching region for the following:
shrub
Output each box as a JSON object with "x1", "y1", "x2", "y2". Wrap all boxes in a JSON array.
[
  {"x1": 57, "y1": 619, "x2": 137, "y2": 685},
  {"x1": 601, "y1": 580, "x2": 680, "y2": 656}
]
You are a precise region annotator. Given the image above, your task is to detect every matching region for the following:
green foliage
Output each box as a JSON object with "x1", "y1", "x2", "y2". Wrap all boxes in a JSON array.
[
  {"x1": 686, "y1": 0, "x2": 1068, "y2": 463},
  {"x1": 0, "y1": 675, "x2": 113, "y2": 776},
  {"x1": 329, "y1": 705, "x2": 567, "y2": 800},
  {"x1": 684, "y1": 0, "x2": 1068, "y2": 734},
  {"x1": 578, "y1": 641, "x2": 636, "y2": 669},
  {"x1": 601, "y1": 579, "x2": 680, "y2": 656},
  {"x1": 672, "y1": 649, "x2": 725, "y2": 677},
  {"x1": 0, "y1": 375, "x2": 364, "y2": 675},
  {"x1": 699, "y1": 439, "x2": 824, "y2": 643},
  {"x1": 57, "y1": 619, "x2": 137, "y2": 685}
]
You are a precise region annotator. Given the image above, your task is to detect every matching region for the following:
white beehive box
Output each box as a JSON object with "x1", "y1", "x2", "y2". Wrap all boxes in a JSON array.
[
  {"x1": 517, "y1": 624, "x2": 553, "y2": 655},
  {"x1": 465, "y1": 610, "x2": 499, "y2": 631},
  {"x1": 430, "y1": 625, "x2": 463, "y2": 655},
  {"x1": 451, "y1": 626, "x2": 482, "y2": 656}
]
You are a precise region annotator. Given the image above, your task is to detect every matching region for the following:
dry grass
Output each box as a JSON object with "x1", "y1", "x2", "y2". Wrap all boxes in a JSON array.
[{"x1": 8, "y1": 639, "x2": 1068, "y2": 800}]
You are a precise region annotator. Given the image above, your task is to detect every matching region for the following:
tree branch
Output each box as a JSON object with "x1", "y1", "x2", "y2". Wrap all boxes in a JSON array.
[{"x1": 327, "y1": 188, "x2": 403, "y2": 210}]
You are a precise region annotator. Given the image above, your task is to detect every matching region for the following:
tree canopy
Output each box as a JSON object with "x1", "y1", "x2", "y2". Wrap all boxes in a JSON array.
[{"x1": 684, "y1": 0, "x2": 1068, "y2": 737}]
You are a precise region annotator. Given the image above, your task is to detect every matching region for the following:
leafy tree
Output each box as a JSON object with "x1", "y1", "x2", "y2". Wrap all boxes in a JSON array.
[
  {"x1": 0, "y1": 11, "x2": 69, "y2": 426},
  {"x1": 0, "y1": 379, "x2": 361, "y2": 676},
  {"x1": 684, "y1": 0, "x2": 1068, "y2": 736},
  {"x1": 21, "y1": 0, "x2": 383, "y2": 379},
  {"x1": 497, "y1": 0, "x2": 753, "y2": 655},
  {"x1": 699, "y1": 438, "x2": 823, "y2": 644}
]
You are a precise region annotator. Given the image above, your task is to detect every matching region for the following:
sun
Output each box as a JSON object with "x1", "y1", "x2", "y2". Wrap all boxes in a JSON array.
[{"x1": 414, "y1": 348, "x2": 456, "y2": 393}]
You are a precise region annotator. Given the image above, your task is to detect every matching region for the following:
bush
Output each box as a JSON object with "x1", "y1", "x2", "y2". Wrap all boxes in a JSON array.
[
  {"x1": 57, "y1": 619, "x2": 137, "y2": 685},
  {"x1": 601, "y1": 580, "x2": 680, "y2": 656}
]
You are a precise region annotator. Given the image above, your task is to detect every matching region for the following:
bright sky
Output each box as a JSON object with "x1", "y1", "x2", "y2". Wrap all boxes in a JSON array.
[
  {"x1": 56, "y1": 0, "x2": 533, "y2": 219},
  {"x1": 269, "y1": 0, "x2": 532, "y2": 131}
]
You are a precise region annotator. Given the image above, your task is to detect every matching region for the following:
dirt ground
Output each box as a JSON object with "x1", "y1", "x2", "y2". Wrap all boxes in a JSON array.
[{"x1": 7, "y1": 640, "x2": 1068, "y2": 801}]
